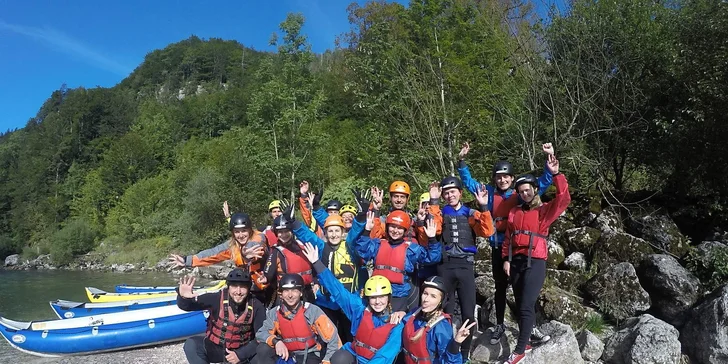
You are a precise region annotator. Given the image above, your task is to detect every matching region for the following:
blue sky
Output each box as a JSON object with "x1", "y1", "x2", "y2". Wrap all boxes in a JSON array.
[{"x1": 0, "y1": 0, "x2": 563, "y2": 133}]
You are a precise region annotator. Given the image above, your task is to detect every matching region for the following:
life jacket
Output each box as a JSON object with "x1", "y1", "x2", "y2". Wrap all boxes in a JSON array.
[
  {"x1": 276, "y1": 246, "x2": 314, "y2": 285},
  {"x1": 378, "y1": 214, "x2": 420, "y2": 244},
  {"x1": 264, "y1": 228, "x2": 278, "y2": 247},
  {"x1": 352, "y1": 309, "x2": 396, "y2": 359},
  {"x1": 507, "y1": 206, "x2": 548, "y2": 266},
  {"x1": 321, "y1": 243, "x2": 357, "y2": 294},
  {"x1": 373, "y1": 241, "x2": 409, "y2": 284},
  {"x1": 492, "y1": 191, "x2": 518, "y2": 233},
  {"x1": 402, "y1": 310, "x2": 450, "y2": 364},
  {"x1": 276, "y1": 303, "x2": 318, "y2": 351},
  {"x1": 441, "y1": 205, "x2": 476, "y2": 257},
  {"x1": 206, "y1": 290, "x2": 255, "y2": 349}
]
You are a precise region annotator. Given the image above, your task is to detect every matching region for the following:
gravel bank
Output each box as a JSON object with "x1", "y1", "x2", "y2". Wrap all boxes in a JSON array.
[{"x1": 5, "y1": 342, "x2": 189, "y2": 364}]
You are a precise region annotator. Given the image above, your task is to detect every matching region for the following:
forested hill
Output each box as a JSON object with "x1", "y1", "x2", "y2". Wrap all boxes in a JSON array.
[{"x1": 1, "y1": 0, "x2": 727, "y2": 265}]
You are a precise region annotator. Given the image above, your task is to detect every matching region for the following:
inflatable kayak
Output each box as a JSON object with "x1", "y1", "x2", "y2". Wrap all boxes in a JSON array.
[
  {"x1": 86, "y1": 280, "x2": 225, "y2": 303},
  {"x1": 115, "y1": 283, "x2": 206, "y2": 293},
  {"x1": 50, "y1": 296, "x2": 177, "y2": 319},
  {"x1": 0, "y1": 305, "x2": 207, "y2": 357}
]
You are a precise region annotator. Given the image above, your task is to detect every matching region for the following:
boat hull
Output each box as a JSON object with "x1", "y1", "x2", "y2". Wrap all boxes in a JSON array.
[
  {"x1": 50, "y1": 297, "x2": 177, "y2": 319},
  {"x1": 86, "y1": 281, "x2": 225, "y2": 303}
]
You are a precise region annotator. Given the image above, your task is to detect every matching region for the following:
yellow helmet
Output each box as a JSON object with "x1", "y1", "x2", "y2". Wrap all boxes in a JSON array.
[
  {"x1": 419, "y1": 192, "x2": 430, "y2": 204},
  {"x1": 268, "y1": 200, "x2": 281, "y2": 211},
  {"x1": 364, "y1": 275, "x2": 392, "y2": 296},
  {"x1": 340, "y1": 205, "x2": 357, "y2": 215}
]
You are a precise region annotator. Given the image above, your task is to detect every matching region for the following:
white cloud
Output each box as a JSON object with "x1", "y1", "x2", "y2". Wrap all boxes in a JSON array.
[{"x1": 0, "y1": 20, "x2": 131, "y2": 76}]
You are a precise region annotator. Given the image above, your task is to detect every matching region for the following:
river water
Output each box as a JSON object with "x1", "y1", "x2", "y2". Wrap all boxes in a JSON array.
[{"x1": 0, "y1": 269, "x2": 183, "y2": 363}]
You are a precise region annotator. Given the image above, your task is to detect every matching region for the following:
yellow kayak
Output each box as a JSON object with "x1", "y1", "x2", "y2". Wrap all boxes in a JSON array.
[{"x1": 85, "y1": 280, "x2": 226, "y2": 303}]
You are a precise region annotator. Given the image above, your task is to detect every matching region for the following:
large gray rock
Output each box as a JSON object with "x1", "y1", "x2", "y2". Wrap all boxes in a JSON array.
[
  {"x1": 585, "y1": 262, "x2": 651, "y2": 321},
  {"x1": 680, "y1": 285, "x2": 728, "y2": 364},
  {"x1": 627, "y1": 214, "x2": 691, "y2": 258},
  {"x1": 546, "y1": 269, "x2": 585, "y2": 294},
  {"x1": 591, "y1": 208, "x2": 623, "y2": 234},
  {"x1": 547, "y1": 239, "x2": 566, "y2": 268},
  {"x1": 475, "y1": 274, "x2": 495, "y2": 302},
  {"x1": 538, "y1": 286, "x2": 595, "y2": 327},
  {"x1": 602, "y1": 314, "x2": 681, "y2": 364},
  {"x1": 470, "y1": 324, "x2": 520, "y2": 363},
  {"x1": 4, "y1": 254, "x2": 19, "y2": 267},
  {"x1": 637, "y1": 254, "x2": 702, "y2": 327},
  {"x1": 526, "y1": 321, "x2": 584, "y2": 364},
  {"x1": 576, "y1": 330, "x2": 604, "y2": 362},
  {"x1": 563, "y1": 227, "x2": 601, "y2": 255},
  {"x1": 592, "y1": 231, "x2": 653, "y2": 272},
  {"x1": 564, "y1": 252, "x2": 588, "y2": 271}
]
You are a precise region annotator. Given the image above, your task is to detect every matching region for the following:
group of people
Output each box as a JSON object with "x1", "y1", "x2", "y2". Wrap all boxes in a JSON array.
[{"x1": 170, "y1": 142, "x2": 571, "y2": 364}]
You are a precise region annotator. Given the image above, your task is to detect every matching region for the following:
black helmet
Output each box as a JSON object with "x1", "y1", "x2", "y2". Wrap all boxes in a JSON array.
[
  {"x1": 440, "y1": 176, "x2": 462, "y2": 191},
  {"x1": 226, "y1": 268, "x2": 252, "y2": 286},
  {"x1": 514, "y1": 174, "x2": 538, "y2": 191},
  {"x1": 279, "y1": 273, "x2": 304, "y2": 290},
  {"x1": 229, "y1": 213, "x2": 252, "y2": 230},
  {"x1": 273, "y1": 215, "x2": 294, "y2": 231},
  {"x1": 325, "y1": 200, "x2": 342, "y2": 212},
  {"x1": 422, "y1": 276, "x2": 448, "y2": 307},
  {"x1": 492, "y1": 161, "x2": 514, "y2": 176}
]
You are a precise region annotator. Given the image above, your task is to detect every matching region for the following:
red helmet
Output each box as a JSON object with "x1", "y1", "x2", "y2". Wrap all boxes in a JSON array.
[{"x1": 385, "y1": 210, "x2": 412, "y2": 230}]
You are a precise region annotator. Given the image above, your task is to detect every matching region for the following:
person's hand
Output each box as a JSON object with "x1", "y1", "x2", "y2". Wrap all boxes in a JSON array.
[
  {"x1": 542, "y1": 142, "x2": 555, "y2": 156},
  {"x1": 243, "y1": 245, "x2": 265, "y2": 260},
  {"x1": 365, "y1": 210, "x2": 376, "y2": 231},
  {"x1": 226, "y1": 349, "x2": 241, "y2": 364},
  {"x1": 352, "y1": 188, "x2": 371, "y2": 213},
  {"x1": 503, "y1": 261, "x2": 511, "y2": 277},
  {"x1": 282, "y1": 204, "x2": 295, "y2": 223},
  {"x1": 311, "y1": 188, "x2": 323, "y2": 209},
  {"x1": 178, "y1": 275, "x2": 196, "y2": 299},
  {"x1": 275, "y1": 340, "x2": 289, "y2": 361},
  {"x1": 389, "y1": 311, "x2": 406, "y2": 324},
  {"x1": 454, "y1": 319, "x2": 477, "y2": 343},
  {"x1": 300, "y1": 181, "x2": 310, "y2": 196},
  {"x1": 301, "y1": 242, "x2": 320, "y2": 264},
  {"x1": 370, "y1": 186, "x2": 383, "y2": 210},
  {"x1": 222, "y1": 201, "x2": 231, "y2": 219},
  {"x1": 458, "y1": 142, "x2": 470, "y2": 160},
  {"x1": 169, "y1": 254, "x2": 185, "y2": 268},
  {"x1": 257, "y1": 275, "x2": 268, "y2": 284},
  {"x1": 424, "y1": 217, "x2": 437, "y2": 238},
  {"x1": 428, "y1": 181, "x2": 441, "y2": 200},
  {"x1": 547, "y1": 154, "x2": 559, "y2": 175},
  {"x1": 417, "y1": 207, "x2": 428, "y2": 221},
  {"x1": 313, "y1": 283, "x2": 320, "y2": 295},
  {"x1": 475, "y1": 184, "x2": 489, "y2": 206}
]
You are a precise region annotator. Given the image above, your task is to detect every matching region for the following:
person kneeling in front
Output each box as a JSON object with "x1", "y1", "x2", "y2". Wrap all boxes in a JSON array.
[
  {"x1": 177, "y1": 268, "x2": 266, "y2": 364},
  {"x1": 254, "y1": 273, "x2": 341, "y2": 364}
]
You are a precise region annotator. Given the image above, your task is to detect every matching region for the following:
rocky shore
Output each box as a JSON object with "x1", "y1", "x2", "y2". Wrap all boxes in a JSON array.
[{"x1": 4, "y1": 199, "x2": 728, "y2": 364}]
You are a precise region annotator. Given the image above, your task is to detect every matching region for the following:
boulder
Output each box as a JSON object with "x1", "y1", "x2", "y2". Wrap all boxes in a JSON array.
[
  {"x1": 627, "y1": 214, "x2": 691, "y2": 258},
  {"x1": 547, "y1": 239, "x2": 566, "y2": 268},
  {"x1": 475, "y1": 274, "x2": 495, "y2": 302},
  {"x1": 4, "y1": 254, "x2": 19, "y2": 267},
  {"x1": 592, "y1": 231, "x2": 653, "y2": 272},
  {"x1": 526, "y1": 321, "x2": 584, "y2": 364},
  {"x1": 590, "y1": 207, "x2": 623, "y2": 234},
  {"x1": 538, "y1": 286, "x2": 595, "y2": 327},
  {"x1": 576, "y1": 330, "x2": 604, "y2": 362},
  {"x1": 545, "y1": 269, "x2": 585, "y2": 294},
  {"x1": 550, "y1": 216, "x2": 576, "y2": 245},
  {"x1": 563, "y1": 227, "x2": 601, "y2": 256},
  {"x1": 694, "y1": 240, "x2": 728, "y2": 262},
  {"x1": 564, "y1": 252, "x2": 588, "y2": 271},
  {"x1": 637, "y1": 254, "x2": 702, "y2": 327},
  {"x1": 602, "y1": 314, "x2": 681, "y2": 364},
  {"x1": 470, "y1": 324, "x2": 520, "y2": 363},
  {"x1": 585, "y1": 262, "x2": 651, "y2": 321},
  {"x1": 680, "y1": 284, "x2": 728, "y2": 364}
]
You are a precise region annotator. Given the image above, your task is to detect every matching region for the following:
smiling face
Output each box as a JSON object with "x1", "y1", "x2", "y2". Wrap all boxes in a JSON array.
[
  {"x1": 442, "y1": 188, "x2": 462, "y2": 207},
  {"x1": 228, "y1": 283, "x2": 250, "y2": 304},
  {"x1": 420, "y1": 287, "x2": 444, "y2": 313},
  {"x1": 276, "y1": 229, "x2": 293, "y2": 244},
  {"x1": 326, "y1": 226, "x2": 344, "y2": 245},
  {"x1": 387, "y1": 225, "x2": 406, "y2": 240},
  {"x1": 232, "y1": 228, "x2": 252, "y2": 244},
  {"x1": 341, "y1": 212, "x2": 354, "y2": 229},
  {"x1": 495, "y1": 174, "x2": 514, "y2": 191},
  {"x1": 280, "y1": 287, "x2": 302, "y2": 307},
  {"x1": 517, "y1": 183, "x2": 536, "y2": 203},
  {"x1": 368, "y1": 295, "x2": 389, "y2": 313},
  {"x1": 390, "y1": 192, "x2": 409, "y2": 210}
]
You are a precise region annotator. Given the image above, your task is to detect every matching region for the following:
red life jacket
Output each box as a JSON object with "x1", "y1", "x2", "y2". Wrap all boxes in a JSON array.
[
  {"x1": 402, "y1": 311, "x2": 450, "y2": 364},
  {"x1": 276, "y1": 303, "x2": 318, "y2": 351},
  {"x1": 352, "y1": 309, "x2": 396, "y2": 359},
  {"x1": 277, "y1": 246, "x2": 314, "y2": 285},
  {"x1": 492, "y1": 192, "x2": 518, "y2": 234},
  {"x1": 373, "y1": 241, "x2": 409, "y2": 284},
  {"x1": 265, "y1": 228, "x2": 278, "y2": 247},
  {"x1": 507, "y1": 206, "x2": 548, "y2": 266},
  {"x1": 206, "y1": 290, "x2": 255, "y2": 349}
]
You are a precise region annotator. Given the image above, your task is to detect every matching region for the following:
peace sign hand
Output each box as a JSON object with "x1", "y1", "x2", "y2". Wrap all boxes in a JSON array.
[{"x1": 454, "y1": 319, "x2": 477, "y2": 343}]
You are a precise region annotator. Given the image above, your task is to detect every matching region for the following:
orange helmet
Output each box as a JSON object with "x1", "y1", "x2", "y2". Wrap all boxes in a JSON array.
[
  {"x1": 389, "y1": 181, "x2": 411, "y2": 196},
  {"x1": 324, "y1": 215, "x2": 345, "y2": 229},
  {"x1": 385, "y1": 210, "x2": 412, "y2": 230}
]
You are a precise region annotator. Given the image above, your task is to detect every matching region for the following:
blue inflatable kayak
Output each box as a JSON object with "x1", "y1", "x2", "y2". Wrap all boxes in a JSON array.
[
  {"x1": 0, "y1": 305, "x2": 207, "y2": 357},
  {"x1": 50, "y1": 297, "x2": 177, "y2": 319}
]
